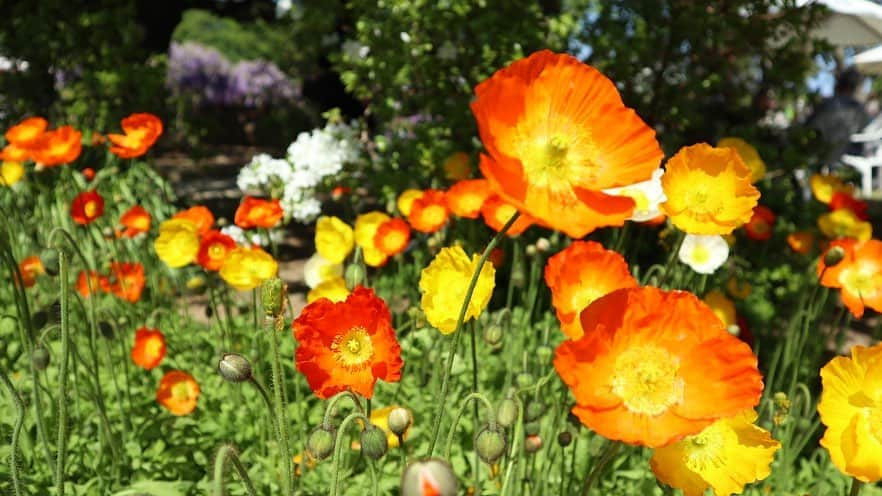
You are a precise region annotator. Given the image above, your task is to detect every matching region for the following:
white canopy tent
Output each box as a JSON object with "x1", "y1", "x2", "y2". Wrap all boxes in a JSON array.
[
  {"x1": 797, "y1": 0, "x2": 882, "y2": 46},
  {"x1": 855, "y1": 44, "x2": 882, "y2": 73}
]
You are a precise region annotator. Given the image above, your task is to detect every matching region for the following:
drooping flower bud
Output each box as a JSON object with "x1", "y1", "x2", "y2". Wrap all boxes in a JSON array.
[
  {"x1": 524, "y1": 434, "x2": 543, "y2": 454},
  {"x1": 401, "y1": 458, "x2": 459, "y2": 496},
  {"x1": 515, "y1": 372, "x2": 533, "y2": 389},
  {"x1": 387, "y1": 407, "x2": 412, "y2": 437},
  {"x1": 557, "y1": 431, "x2": 573, "y2": 447},
  {"x1": 524, "y1": 421, "x2": 541, "y2": 436},
  {"x1": 524, "y1": 401, "x2": 546, "y2": 422},
  {"x1": 217, "y1": 353, "x2": 252, "y2": 383},
  {"x1": 474, "y1": 424, "x2": 506, "y2": 464},
  {"x1": 344, "y1": 263, "x2": 366, "y2": 289},
  {"x1": 306, "y1": 426, "x2": 336, "y2": 461},
  {"x1": 360, "y1": 424, "x2": 388, "y2": 460},
  {"x1": 824, "y1": 245, "x2": 846, "y2": 267},
  {"x1": 40, "y1": 248, "x2": 60, "y2": 277},
  {"x1": 496, "y1": 398, "x2": 518, "y2": 428},
  {"x1": 536, "y1": 345, "x2": 552, "y2": 362},
  {"x1": 32, "y1": 347, "x2": 50, "y2": 371},
  {"x1": 99, "y1": 321, "x2": 114, "y2": 340},
  {"x1": 260, "y1": 277, "x2": 285, "y2": 317},
  {"x1": 483, "y1": 324, "x2": 503, "y2": 346}
]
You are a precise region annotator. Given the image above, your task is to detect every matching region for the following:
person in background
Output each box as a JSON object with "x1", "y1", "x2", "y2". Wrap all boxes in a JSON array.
[{"x1": 805, "y1": 68, "x2": 870, "y2": 168}]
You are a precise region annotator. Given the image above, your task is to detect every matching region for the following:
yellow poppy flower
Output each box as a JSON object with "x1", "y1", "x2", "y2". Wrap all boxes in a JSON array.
[
  {"x1": 718, "y1": 137, "x2": 766, "y2": 183},
  {"x1": 661, "y1": 143, "x2": 760, "y2": 235},
  {"x1": 811, "y1": 174, "x2": 854, "y2": 204},
  {"x1": 419, "y1": 245, "x2": 495, "y2": 334},
  {"x1": 1, "y1": 161, "x2": 25, "y2": 186},
  {"x1": 355, "y1": 211, "x2": 391, "y2": 267},
  {"x1": 650, "y1": 410, "x2": 780, "y2": 496},
  {"x1": 818, "y1": 209, "x2": 872, "y2": 241},
  {"x1": 702, "y1": 290, "x2": 736, "y2": 328},
  {"x1": 219, "y1": 247, "x2": 278, "y2": 291},
  {"x1": 315, "y1": 216, "x2": 354, "y2": 264},
  {"x1": 306, "y1": 276, "x2": 349, "y2": 303},
  {"x1": 154, "y1": 218, "x2": 200, "y2": 268},
  {"x1": 443, "y1": 152, "x2": 472, "y2": 180},
  {"x1": 396, "y1": 189, "x2": 424, "y2": 217},
  {"x1": 818, "y1": 342, "x2": 882, "y2": 482}
]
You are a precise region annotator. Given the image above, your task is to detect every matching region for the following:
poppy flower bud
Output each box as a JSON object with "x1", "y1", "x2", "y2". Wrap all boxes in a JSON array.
[
  {"x1": 515, "y1": 372, "x2": 533, "y2": 389},
  {"x1": 344, "y1": 263, "x2": 366, "y2": 289},
  {"x1": 360, "y1": 424, "x2": 388, "y2": 460},
  {"x1": 483, "y1": 324, "x2": 503, "y2": 346},
  {"x1": 557, "y1": 431, "x2": 572, "y2": 447},
  {"x1": 474, "y1": 424, "x2": 506, "y2": 464},
  {"x1": 401, "y1": 458, "x2": 459, "y2": 496},
  {"x1": 40, "y1": 248, "x2": 60, "y2": 276},
  {"x1": 525, "y1": 434, "x2": 542, "y2": 454},
  {"x1": 218, "y1": 353, "x2": 252, "y2": 383},
  {"x1": 388, "y1": 407, "x2": 412, "y2": 437},
  {"x1": 525, "y1": 244, "x2": 537, "y2": 257},
  {"x1": 525, "y1": 402, "x2": 546, "y2": 422},
  {"x1": 306, "y1": 426, "x2": 336, "y2": 461},
  {"x1": 536, "y1": 345, "x2": 552, "y2": 362},
  {"x1": 32, "y1": 346, "x2": 50, "y2": 371},
  {"x1": 496, "y1": 398, "x2": 518, "y2": 428},
  {"x1": 824, "y1": 245, "x2": 846, "y2": 267},
  {"x1": 32, "y1": 310, "x2": 48, "y2": 331},
  {"x1": 535, "y1": 238, "x2": 551, "y2": 253},
  {"x1": 511, "y1": 267, "x2": 526, "y2": 287},
  {"x1": 260, "y1": 277, "x2": 285, "y2": 318},
  {"x1": 102, "y1": 227, "x2": 115, "y2": 239},
  {"x1": 524, "y1": 421, "x2": 541, "y2": 436},
  {"x1": 99, "y1": 321, "x2": 114, "y2": 340}
]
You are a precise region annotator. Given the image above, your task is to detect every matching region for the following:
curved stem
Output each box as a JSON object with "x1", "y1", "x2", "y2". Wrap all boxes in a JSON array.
[
  {"x1": 55, "y1": 249, "x2": 71, "y2": 495},
  {"x1": 329, "y1": 411, "x2": 371, "y2": 496},
  {"x1": 322, "y1": 391, "x2": 364, "y2": 428},
  {"x1": 581, "y1": 441, "x2": 621, "y2": 496},
  {"x1": 427, "y1": 212, "x2": 520, "y2": 456},
  {"x1": 213, "y1": 444, "x2": 258, "y2": 496},
  {"x1": 0, "y1": 367, "x2": 25, "y2": 496},
  {"x1": 443, "y1": 392, "x2": 495, "y2": 458}
]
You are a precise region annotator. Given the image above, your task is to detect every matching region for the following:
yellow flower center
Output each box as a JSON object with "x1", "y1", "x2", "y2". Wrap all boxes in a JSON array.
[
  {"x1": 84, "y1": 201, "x2": 98, "y2": 218},
  {"x1": 171, "y1": 381, "x2": 190, "y2": 401},
  {"x1": 840, "y1": 266, "x2": 882, "y2": 298},
  {"x1": 331, "y1": 326, "x2": 374, "y2": 371},
  {"x1": 611, "y1": 346, "x2": 684, "y2": 416},
  {"x1": 683, "y1": 425, "x2": 726, "y2": 472},
  {"x1": 690, "y1": 245, "x2": 711, "y2": 265},
  {"x1": 420, "y1": 205, "x2": 447, "y2": 226},
  {"x1": 520, "y1": 133, "x2": 593, "y2": 194},
  {"x1": 209, "y1": 243, "x2": 226, "y2": 260},
  {"x1": 382, "y1": 231, "x2": 406, "y2": 251},
  {"x1": 619, "y1": 187, "x2": 650, "y2": 211},
  {"x1": 682, "y1": 187, "x2": 723, "y2": 220}
]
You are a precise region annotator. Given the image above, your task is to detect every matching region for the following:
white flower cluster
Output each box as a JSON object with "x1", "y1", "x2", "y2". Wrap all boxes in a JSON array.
[
  {"x1": 236, "y1": 120, "x2": 360, "y2": 223},
  {"x1": 221, "y1": 225, "x2": 286, "y2": 248}
]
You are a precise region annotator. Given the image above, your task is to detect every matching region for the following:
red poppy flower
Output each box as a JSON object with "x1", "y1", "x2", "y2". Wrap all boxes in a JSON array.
[
  {"x1": 107, "y1": 113, "x2": 163, "y2": 158},
  {"x1": 131, "y1": 327, "x2": 166, "y2": 370},
  {"x1": 118, "y1": 205, "x2": 152, "y2": 237},
  {"x1": 82, "y1": 167, "x2": 95, "y2": 182},
  {"x1": 173, "y1": 205, "x2": 215, "y2": 235},
  {"x1": 234, "y1": 196, "x2": 284, "y2": 229},
  {"x1": 76, "y1": 270, "x2": 110, "y2": 298},
  {"x1": 480, "y1": 195, "x2": 535, "y2": 236},
  {"x1": 109, "y1": 262, "x2": 145, "y2": 303},
  {"x1": 197, "y1": 230, "x2": 237, "y2": 271},
  {"x1": 744, "y1": 205, "x2": 776, "y2": 241},
  {"x1": 70, "y1": 190, "x2": 105, "y2": 225},
  {"x1": 293, "y1": 286, "x2": 403, "y2": 399},
  {"x1": 374, "y1": 218, "x2": 411, "y2": 256},
  {"x1": 407, "y1": 189, "x2": 449, "y2": 233},
  {"x1": 830, "y1": 191, "x2": 870, "y2": 221},
  {"x1": 156, "y1": 370, "x2": 200, "y2": 416},
  {"x1": 30, "y1": 126, "x2": 82, "y2": 166}
]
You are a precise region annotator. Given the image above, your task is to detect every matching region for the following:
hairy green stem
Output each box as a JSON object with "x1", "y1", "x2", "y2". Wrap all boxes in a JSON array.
[
  {"x1": 268, "y1": 316, "x2": 293, "y2": 495},
  {"x1": 213, "y1": 444, "x2": 258, "y2": 496},
  {"x1": 0, "y1": 367, "x2": 25, "y2": 496},
  {"x1": 55, "y1": 249, "x2": 71, "y2": 495},
  {"x1": 329, "y1": 411, "x2": 370, "y2": 496}
]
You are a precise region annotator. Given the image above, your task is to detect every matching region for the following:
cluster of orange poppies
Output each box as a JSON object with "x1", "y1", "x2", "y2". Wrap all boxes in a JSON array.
[{"x1": 129, "y1": 326, "x2": 200, "y2": 415}]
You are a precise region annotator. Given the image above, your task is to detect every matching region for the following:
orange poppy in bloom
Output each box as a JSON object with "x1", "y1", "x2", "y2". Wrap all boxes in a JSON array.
[
  {"x1": 107, "y1": 113, "x2": 163, "y2": 158},
  {"x1": 118, "y1": 205, "x2": 151, "y2": 237},
  {"x1": 554, "y1": 287, "x2": 763, "y2": 448},
  {"x1": 70, "y1": 190, "x2": 105, "y2": 225},
  {"x1": 293, "y1": 286, "x2": 403, "y2": 399},
  {"x1": 197, "y1": 230, "x2": 237, "y2": 271},
  {"x1": 408, "y1": 189, "x2": 449, "y2": 233},
  {"x1": 131, "y1": 327, "x2": 166, "y2": 370},
  {"x1": 480, "y1": 195, "x2": 535, "y2": 236},
  {"x1": 17, "y1": 256, "x2": 44, "y2": 288},
  {"x1": 5, "y1": 117, "x2": 47, "y2": 147},
  {"x1": 30, "y1": 126, "x2": 82, "y2": 166},
  {"x1": 744, "y1": 205, "x2": 776, "y2": 241},
  {"x1": 471, "y1": 50, "x2": 663, "y2": 238},
  {"x1": 234, "y1": 196, "x2": 284, "y2": 229},
  {"x1": 75, "y1": 270, "x2": 110, "y2": 297},
  {"x1": 1, "y1": 144, "x2": 30, "y2": 162},
  {"x1": 446, "y1": 179, "x2": 492, "y2": 219},
  {"x1": 818, "y1": 239, "x2": 882, "y2": 318},
  {"x1": 544, "y1": 241, "x2": 637, "y2": 339},
  {"x1": 787, "y1": 231, "x2": 814, "y2": 254},
  {"x1": 374, "y1": 218, "x2": 411, "y2": 256},
  {"x1": 109, "y1": 262, "x2": 145, "y2": 303},
  {"x1": 156, "y1": 370, "x2": 200, "y2": 416},
  {"x1": 173, "y1": 206, "x2": 214, "y2": 235},
  {"x1": 830, "y1": 191, "x2": 869, "y2": 221}
]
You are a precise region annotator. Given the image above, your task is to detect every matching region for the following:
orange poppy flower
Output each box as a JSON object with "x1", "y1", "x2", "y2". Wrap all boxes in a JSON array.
[
  {"x1": 471, "y1": 50, "x2": 663, "y2": 238},
  {"x1": 818, "y1": 239, "x2": 882, "y2": 318},
  {"x1": 554, "y1": 287, "x2": 763, "y2": 448},
  {"x1": 830, "y1": 191, "x2": 869, "y2": 221},
  {"x1": 75, "y1": 270, "x2": 110, "y2": 297},
  {"x1": 82, "y1": 167, "x2": 95, "y2": 182},
  {"x1": 787, "y1": 231, "x2": 814, "y2": 254},
  {"x1": 17, "y1": 256, "x2": 44, "y2": 288},
  {"x1": 1, "y1": 144, "x2": 30, "y2": 162},
  {"x1": 118, "y1": 205, "x2": 151, "y2": 237},
  {"x1": 70, "y1": 190, "x2": 105, "y2": 225},
  {"x1": 544, "y1": 241, "x2": 638, "y2": 339},
  {"x1": 5, "y1": 117, "x2": 47, "y2": 147},
  {"x1": 374, "y1": 218, "x2": 411, "y2": 256},
  {"x1": 480, "y1": 195, "x2": 535, "y2": 236},
  {"x1": 107, "y1": 113, "x2": 163, "y2": 158},
  {"x1": 234, "y1": 196, "x2": 284, "y2": 229},
  {"x1": 408, "y1": 189, "x2": 449, "y2": 233},
  {"x1": 173, "y1": 206, "x2": 214, "y2": 235},
  {"x1": 293, "y1": 286, "x2": 403, "y2": 399},
  {"x1": 109, "y1": 262, "x2": 145, "y2": 303},
  {"x1": 131, "y1": 327, "x2": 166, "y2": 370},
  {"x1": 156, "y1": 370, "x2": 200, "y2": 416},
  {"x1": 446, "y1": 179, "x2": 492, "y2": 219},
  {"x1": 744, "y1": 205, "x2": 776, "y2": 241},
  {"x1": 197, "y1": 230, "x2": 237, "y2": 271},
  {"x1": 30, "y1": 126, "x2": 82, "y2": 166}
]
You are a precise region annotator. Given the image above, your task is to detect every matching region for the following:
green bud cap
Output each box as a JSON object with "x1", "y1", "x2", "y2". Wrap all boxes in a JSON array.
[
  {"x1": 525, "y1": 402, "x2": 546, "y2": 422},
  {"x1": 474, "y1": 424, "x2": 506, "y2": 464},
  {"x1": 306, "y1": 426, "x2": 336, "y2": 461},
  {"x1": 483, "y1": 325, "x2": 503, "y2": 346},
  {"x1": 824, "y1": 245, "x2": 846, "y2": 267},
  {"x1": 360, "y1": 424, "x2": 388, "y2": 460},
  {"x1": 260, "y1": 277, "x2": 285, "y2": 317},
  {"x1": 524, "y1": 434, "x2": 542, "y2": 454},
  {"x1": 40, "y1": 248, "x2": 60, "y2": 276},
  {"x1": 344, "y1": 263, "x2": 366, "y2": 289},
  {"x1": 496, "y1": 398, "x2": 518, "y2": 428},
  {"x1": 401, "y1": 458, "x2": 459, "y2": 496},
  {"x1": 32, "y1": 347, "x2": 50, "y2": 371},
  {"x1": 99, "y1": 321, "x2": 114, "y2": 340},
  {"x1": 557, "y1": 431, "x2": 572, "y2": 447},
  {"x1": 218, "y1": 353, "x2": 252, "y2": 383},
  {"x1": 387, "y1": 407, "x2": 412, "y2": 437}
]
